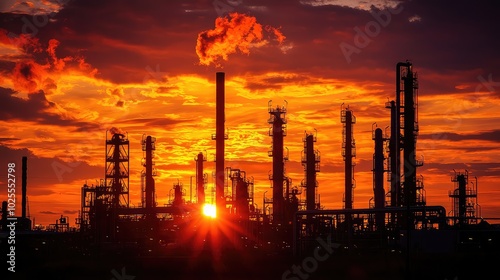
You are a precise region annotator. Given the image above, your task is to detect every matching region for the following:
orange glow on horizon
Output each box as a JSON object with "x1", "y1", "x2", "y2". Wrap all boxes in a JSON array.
[{"x1": 1, "y1": 4, "x2": 500, "y2": 229}]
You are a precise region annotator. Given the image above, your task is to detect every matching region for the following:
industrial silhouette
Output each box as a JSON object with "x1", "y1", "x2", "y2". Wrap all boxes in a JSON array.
[{"x1": 2, "y1": 62, "x2": 499, "y2": 279}]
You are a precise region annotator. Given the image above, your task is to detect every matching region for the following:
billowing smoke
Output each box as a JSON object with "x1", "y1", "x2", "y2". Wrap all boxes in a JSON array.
[
  {"x1": 1, "y1": 29, "x2": 97, "y2": 94},
  {"x1": 196, "y1": 12, "x2": 286, "y2": 67}
]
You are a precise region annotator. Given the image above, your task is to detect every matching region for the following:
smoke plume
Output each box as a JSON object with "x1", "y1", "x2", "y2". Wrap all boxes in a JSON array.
[{"x1": 196, "y1": 12, "x2": 286, "y2": 67}]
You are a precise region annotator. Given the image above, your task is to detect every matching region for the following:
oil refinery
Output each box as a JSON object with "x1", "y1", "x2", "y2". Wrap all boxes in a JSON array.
[{"x1": 2, "y1": 61, "x2": 500, "y2": 280}]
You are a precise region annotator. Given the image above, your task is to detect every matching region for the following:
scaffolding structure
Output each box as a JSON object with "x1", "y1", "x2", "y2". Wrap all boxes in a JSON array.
[
  {"x1": 105, "y1": 132, "x2": 130, "y2": 208},
  {"x1": 449, "y1": 170, "x2": 481, "y2": 226}
]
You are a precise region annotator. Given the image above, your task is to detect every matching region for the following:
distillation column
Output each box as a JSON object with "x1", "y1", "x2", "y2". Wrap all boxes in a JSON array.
[
  {"x1": 173, "y1": 181, "x2": 184, "y2": 206},
  {"x1": 268, "y1": 100, "x2": 288, "y2": 224},
  {"x1": 388, "y1": 61, "x2": 424, "y2": 208},
  {"x1": 302, "y1": 132, "x2": 320, "y2": 211},
  {"x1": 143, "y1": 135, "x2": 156, "y2": 211},
  {"x1": 235, "y1": 170, "x2": 250, "y2": 219},
  {"x1": 373, "y1": 127, "x2": 386, "y2": 229},
  {"x1": 196, "y1": 152, "x2": 206, "y2": 205},
  {"x1": 341, "y1": 105, "x2": 356, "y2": 209},
  {"x1": 449, "y1": 171, "x2": 479, "y2": 226},
  {"x1": 401, "y1": 62, "x2": 419, "y2": 206},
  {"x1": 386, "y1": 100, "x2": 400, "y2": 207}
]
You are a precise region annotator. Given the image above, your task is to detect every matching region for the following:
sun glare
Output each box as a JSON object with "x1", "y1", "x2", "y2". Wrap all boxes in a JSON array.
[{"x1": 202, "y1": 203, "x2": 217, "y2": 218}]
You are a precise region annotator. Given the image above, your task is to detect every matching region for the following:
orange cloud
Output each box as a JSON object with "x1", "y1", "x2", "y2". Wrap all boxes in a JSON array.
[
  {"x1": 265, "y1": 25, "x2": 286, "y2": 44},
  {"x1": 11, "y1": 60, "x2": 49, "y2": 93},
  {"x1": 195, "y1": 12, "x2": 286, "y2": 67},
  {"x1": 0, "y1": 29, "x2": 43, "y2": 53},
  {"x1": 4, "y1": 33, "x2": 97, "y2": 94}
]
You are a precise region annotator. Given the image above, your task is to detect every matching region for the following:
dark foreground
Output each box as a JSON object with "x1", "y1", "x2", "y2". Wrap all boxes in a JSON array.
[{"x1": 2, "y1": 246, "x2": 499, "y2": 280}]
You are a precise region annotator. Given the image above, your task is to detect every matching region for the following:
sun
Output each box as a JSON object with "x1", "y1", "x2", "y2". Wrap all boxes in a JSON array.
[{"x1": 202, "y1": 203, "x2": 217, "y2": 218}]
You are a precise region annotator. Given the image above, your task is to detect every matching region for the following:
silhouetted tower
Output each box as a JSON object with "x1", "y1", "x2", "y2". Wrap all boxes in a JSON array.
[
  {"x1": 289, "y1": 187, "x2": 300, "y2": 215},
  {"x1": 173, "y1": 181, "x2": 184, "y2": 206},
  {"x1": 142, "y1": 135, "x2": 157, "y2": 212},
  {"x1": 268, "y1": 100, "x2": 288, "y2": 224},
  {"x1": 228, "y1": 168, "x2": 250, "y2": 219},
  {"x1": 301, "y1": 131, "x2": 320, "y2": 211},
  {"x1": 372, "y1": 125, "x2": 388, "y2": 229},
  {"x1": 105, "y1": 132, "x2": 130, "y2": 208},
  {"x1": 385, "y1": 100, "x2": 400, "y2": 207},
  {"x1": 212, "y1": 72, "x2": 228, "y2": 212},
  {"x1": 341, "y1": 104, "x2": 356, "y2": 209},
  {"x1": 196, "y1": 152, "x2": 207, "y2": 205},
  {"x1": 400, "y1": 62, "x2": 424, "y2": 207},
  {"x1": 388, "y1": 61, "x2": 425, "y2": 208},
  {"x1": 449, "y1": 170, "x2": 480, "y2": 226}
]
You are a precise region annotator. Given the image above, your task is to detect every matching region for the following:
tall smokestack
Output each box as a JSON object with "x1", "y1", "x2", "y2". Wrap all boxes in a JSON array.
[
  {"x1": 196, "y1": 152, "x2": 205, "y2": 205},
  {"x1": 215, "y1": 72, "x2": 226, "y2": 210},
  {"x1": 22, "y1": 156, "x2": 27, "y2": 219}
]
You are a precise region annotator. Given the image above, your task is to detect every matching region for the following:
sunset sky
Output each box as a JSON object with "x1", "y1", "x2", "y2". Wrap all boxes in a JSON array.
[{"x1": 1, "y1": 0, "x2": 499, "y2": 227}]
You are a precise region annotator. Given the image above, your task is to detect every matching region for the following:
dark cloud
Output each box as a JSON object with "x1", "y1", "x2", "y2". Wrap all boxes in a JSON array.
[
  {"x1": 420, "y1": 162, "x2": 500, "y2": 178},
  {"x1": 0, "y1": 87, "x2": 101, "y2": 131},
  {"x1": 420, "y1": 130, "x2": 500, "y2": 142},
  {"x1": 39, "y1": 211, "x2": 60, "y2": 215},
  {"x1": 0, "y1": 144, "x2": 102, "y2": 190},
  {"x1": 0, "y1": 137, "x2": 20, "y2": 142},
  {"x1": 117, "y1": 117, "x2": 190, "y2": 128},
  {"x1": 245, "y1": 75, "x2": 311, "y2": 91}
]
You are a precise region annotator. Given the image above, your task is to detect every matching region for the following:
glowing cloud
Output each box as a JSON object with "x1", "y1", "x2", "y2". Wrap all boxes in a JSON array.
[
  {"x1": 195, "y1": 12, "x2": 286, "y2": 67},
  {"x1": 1, "y1": 29, "x2": 97, "y2": 94}
]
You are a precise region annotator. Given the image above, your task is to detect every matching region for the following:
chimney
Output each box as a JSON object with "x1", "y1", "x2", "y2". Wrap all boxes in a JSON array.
[{"x1": 215, "y1": 72, "x2": 225, "y2": 210}]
